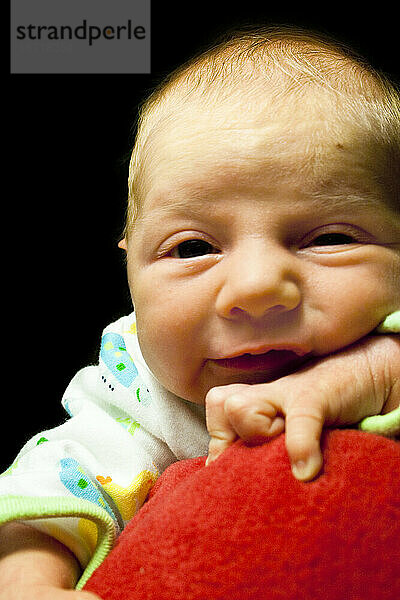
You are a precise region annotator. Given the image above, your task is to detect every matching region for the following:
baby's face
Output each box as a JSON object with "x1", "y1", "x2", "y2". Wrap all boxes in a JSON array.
[{"x1": 124, "y1": 98, "x2": 400, "y2": 404}]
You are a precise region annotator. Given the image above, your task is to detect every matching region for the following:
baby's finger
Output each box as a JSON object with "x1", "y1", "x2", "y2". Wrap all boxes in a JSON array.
[
  {"x1": 284, "y1": 403, "x2": 324, "y2": 481},
  {"x1": 205, "y1": 386, "x2": 242, "y2": 464},
  {"x1": 206, "y1": 433, "x2": 238, "y2": 465},
  {"x1": 223, "y1": 390, "x2": 285, "y2": 442}
]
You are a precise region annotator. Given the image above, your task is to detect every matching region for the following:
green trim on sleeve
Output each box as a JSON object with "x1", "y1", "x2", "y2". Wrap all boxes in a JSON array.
[
  {"x1": 0, "y1": 495, "x2": 117, "y2": 589},
  {"x1": 375, "y1": 310, "x2": 400, "y2": 333},
  {"x1": 359, "y1": 406, "x2": 400, "y2": 437}
]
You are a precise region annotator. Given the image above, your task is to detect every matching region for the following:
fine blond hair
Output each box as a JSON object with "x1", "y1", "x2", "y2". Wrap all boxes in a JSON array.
[{"x1": 124, "y1": 24, "x2": 400, "y2": 239}]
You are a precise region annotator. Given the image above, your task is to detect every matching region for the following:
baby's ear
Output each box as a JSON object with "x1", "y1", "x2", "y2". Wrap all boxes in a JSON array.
[{"x1": 118, "y1": 238, "x2": 128, "y2": 250}]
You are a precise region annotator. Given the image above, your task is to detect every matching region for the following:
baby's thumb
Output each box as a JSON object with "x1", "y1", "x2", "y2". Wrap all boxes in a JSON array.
[{"x1": 284, "y1": 405, "x2": 324, "y2": 481}]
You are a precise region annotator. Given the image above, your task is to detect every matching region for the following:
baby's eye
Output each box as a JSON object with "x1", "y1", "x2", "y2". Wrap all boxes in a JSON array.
[
  {"x1": 306, "y1": 232, "x2": 357, "y2": 247},
  {"x1": 171, "y1": 239, "x2": 218, "y2": 258}
]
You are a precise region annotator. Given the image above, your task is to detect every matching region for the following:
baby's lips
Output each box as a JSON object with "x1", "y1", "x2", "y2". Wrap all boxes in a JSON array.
[
  {"x1": 211, "y1": 349, "x2": 311, "y2": 373},
  {"x1": 214, "y1": 343, "x2": 311, "y2": 360}
]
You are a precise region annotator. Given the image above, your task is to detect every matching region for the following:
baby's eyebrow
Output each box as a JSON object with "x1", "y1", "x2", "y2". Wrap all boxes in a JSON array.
[
  {"x1": 137, "y1": 195, "x2": 216, "y2": 225},
  {"x1": 140, "y1": 190, "x2": 388, "y2": 223},
  {"x1": 307, "y1": 192, "x2": 388, "y2": 213}
]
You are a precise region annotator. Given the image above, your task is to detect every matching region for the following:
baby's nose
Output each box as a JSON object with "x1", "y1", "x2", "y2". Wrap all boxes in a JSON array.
[{"x1": 215, "y1": 244, "x2": 302, "y2": 320}]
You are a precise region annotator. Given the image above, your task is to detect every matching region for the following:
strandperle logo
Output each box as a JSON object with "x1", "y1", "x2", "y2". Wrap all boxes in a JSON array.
[
  {"x1": 11, "y1": 0, "x2": 151, "y2": 74},
  {"x1": 15, "y1": 19, "x2": 146, "y2": 47}
]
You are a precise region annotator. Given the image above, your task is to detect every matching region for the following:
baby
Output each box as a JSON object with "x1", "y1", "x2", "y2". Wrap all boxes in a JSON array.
[{"x1": 1, "y1": 25, "x2": 399, "y2": 600}]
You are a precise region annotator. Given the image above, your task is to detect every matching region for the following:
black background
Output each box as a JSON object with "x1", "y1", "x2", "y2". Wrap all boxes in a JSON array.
[{"x1": 4, "y1": 3, "x2": 399, "y2": 469}]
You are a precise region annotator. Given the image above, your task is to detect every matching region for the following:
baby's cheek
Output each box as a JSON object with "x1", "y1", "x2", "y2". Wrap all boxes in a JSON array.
[
  {"x1": 320, "y1": 257, "x2": 399, "y2": 348},
  {"x1": 136, "y1": 323, "x2": 191, "y2": 392},
  {"x1": 309, "y1": 303, "x2": 384, "y2": 357},
  {"x1": 390, "y1": 256, "x2": 400, "y2": 295},
  {"x1": 379, "y1": 255, "x2": 400, "y2": 314}
]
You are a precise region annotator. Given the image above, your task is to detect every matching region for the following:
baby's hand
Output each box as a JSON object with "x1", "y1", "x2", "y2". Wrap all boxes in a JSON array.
[
  {"x1": 205, "y1": 334, "x2": 399, "y2": 481},
  {"x1": 0, "y1": 523, "x2": 101, "y2": 600}
]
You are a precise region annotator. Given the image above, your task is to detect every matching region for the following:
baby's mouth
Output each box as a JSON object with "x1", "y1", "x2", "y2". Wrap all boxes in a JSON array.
[{"x1": 211, "y1": 349, "x2": 311, "y2": 377}]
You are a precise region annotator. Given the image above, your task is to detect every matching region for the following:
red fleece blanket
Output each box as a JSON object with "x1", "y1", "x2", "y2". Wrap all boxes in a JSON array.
[{"x1": 85, "y1": 430, "x2": 400, "y2": 600}]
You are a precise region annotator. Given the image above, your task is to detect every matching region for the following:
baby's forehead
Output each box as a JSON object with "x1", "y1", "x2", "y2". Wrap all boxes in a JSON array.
[
  {"x1": 144, "y1": 89, "x2": 384, "y2": 184},
  {"x1": 139, "y1": 96, "x2": 399, "y2": 227}
]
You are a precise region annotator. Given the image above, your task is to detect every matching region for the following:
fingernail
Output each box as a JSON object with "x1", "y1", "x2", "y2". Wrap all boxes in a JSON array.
[
  {"x1": 292, "y1": 460, "x2": 308, "y2": 479},
  {"x1": 292, "y1": 456, "x2": 320, "y2": 482}
]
